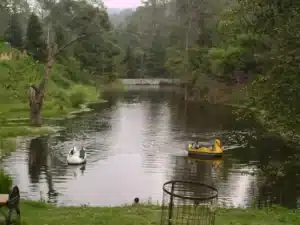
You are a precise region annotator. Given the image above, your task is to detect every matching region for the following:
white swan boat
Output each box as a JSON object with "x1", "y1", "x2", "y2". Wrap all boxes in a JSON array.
[{"x1": 67, "y1": 146, "x2": 87, "y2": 165}]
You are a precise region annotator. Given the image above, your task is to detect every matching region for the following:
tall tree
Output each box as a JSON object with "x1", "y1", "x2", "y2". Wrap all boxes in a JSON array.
[
  {"x1": 122, "y1": 46, "x2": 137, "y2": 78},
  {"x1": 28, "y1": 0, "x2": 113, "y2": 126},
  {"x1": 145, "y1": 33, "x2": 166, "y2": 77},
  {"x1": 0, "y1": 0, "x2": 10, "y2": 38},
  {"x1": 26, "y1": 13, "x2": 46, "y2": 62},
  {"x1": 6, "y1": 12, "x2": 23, "y2": 49}
]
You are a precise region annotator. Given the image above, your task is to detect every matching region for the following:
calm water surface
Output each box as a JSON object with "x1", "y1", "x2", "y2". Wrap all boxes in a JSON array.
[{"x1": 2, "y1": 86, "x2": 300, "y2": 208}]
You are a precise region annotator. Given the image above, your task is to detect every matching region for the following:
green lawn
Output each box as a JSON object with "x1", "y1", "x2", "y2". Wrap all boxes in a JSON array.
[
  {"x1": 0, "y1": 201, "x2": 298, "y2": 225},
  {"x1": 0, "y1": 99, "x2": 106, "y2": 138}
]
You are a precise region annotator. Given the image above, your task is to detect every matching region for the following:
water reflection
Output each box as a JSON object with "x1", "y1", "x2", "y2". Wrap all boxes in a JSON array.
[
  {"x1": 28, "y1": 137, "x2": 60, "y2": 203},
  {"x1": 254, "y1": 150, "x2": 300, "y2": 209},
  {"x1": 69, "y1": 164, "x2": 86, "y2": 178},
  {"x1": 1, "y1": 86, "x2": 300, "y2": 208},
  {"x1": 28, "y1": 137, "x2": 48, "y2": 184}
]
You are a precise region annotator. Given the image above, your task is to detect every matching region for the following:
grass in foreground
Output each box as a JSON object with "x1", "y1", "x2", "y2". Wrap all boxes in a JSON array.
[{"x1": 0, "y1": 201, "x2": 299, "y2": 225}]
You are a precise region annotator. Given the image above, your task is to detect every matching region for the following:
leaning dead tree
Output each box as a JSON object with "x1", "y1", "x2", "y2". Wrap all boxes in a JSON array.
[
  {"x1": 27, "y1": 0, "x2": 113, "y2": 127},
  {"x1": 28, "y1": 2, "x2": 109, "y2": 126},
  {"x1": 28, "y1": 34, "x2": 89, "y2": 126},
  {"x1": 28, "y1": 43, "x2": 56, "y2": 127}
]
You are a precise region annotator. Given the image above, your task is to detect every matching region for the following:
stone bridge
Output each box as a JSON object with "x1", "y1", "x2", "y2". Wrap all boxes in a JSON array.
[{"x1": 121, "y1": 78, "x2": 181, "y2": 86}]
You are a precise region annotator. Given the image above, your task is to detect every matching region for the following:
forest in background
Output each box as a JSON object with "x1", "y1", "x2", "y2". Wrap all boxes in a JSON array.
[
  {"x1": 112, "y1": 0, "x2": 300, "y2": 140},
  {"x1": 0, "y1": 0, "x2": 299, "y2": 138},
  {"x1": 0, "y1": 0, "x2": 300, "y2": 208}
]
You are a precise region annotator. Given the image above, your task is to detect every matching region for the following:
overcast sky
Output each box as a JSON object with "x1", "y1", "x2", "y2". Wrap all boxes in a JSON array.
[{"x1": 103, "y1": 0, "x2": 141, "y2": 8}]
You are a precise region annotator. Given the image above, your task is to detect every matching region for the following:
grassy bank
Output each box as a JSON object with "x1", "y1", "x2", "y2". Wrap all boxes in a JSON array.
[
  {"x1": 0, "y1": 42, "x2": 108, "y2": 137},
  {"x1": 0, "y1": 84, "x2": 103, "y2": 137},
  {"x1": 0, "y1": 84, "x2": 102, "y2": 120},
  {"x1": 2, "y1": 201, "x2": 298, "y2": 225}
]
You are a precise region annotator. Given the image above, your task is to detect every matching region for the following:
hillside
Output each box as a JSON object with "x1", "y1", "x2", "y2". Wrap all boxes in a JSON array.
[
  {"x1": 0, "y1": 0, "x2": 122, "y2": 128},
  {"x1": 0, "y1": 41, "x2": 99, "y2": 122},
  {"x1": 106, "y1": 8, "x2": 124, "y2": 14}
]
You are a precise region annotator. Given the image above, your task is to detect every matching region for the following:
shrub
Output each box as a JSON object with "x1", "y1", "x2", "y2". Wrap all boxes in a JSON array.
[
  {"x1": 0, "y1": 170, "x2": 12, "y2": 193},
  {"x1": 69, "y1": 85, "x2": 87, "y2": 108}
]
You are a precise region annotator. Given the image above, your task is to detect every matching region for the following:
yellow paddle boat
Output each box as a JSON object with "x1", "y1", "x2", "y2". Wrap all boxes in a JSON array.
[{"x1": 186, "y1": 139, "x2": 223, "y2": 158}]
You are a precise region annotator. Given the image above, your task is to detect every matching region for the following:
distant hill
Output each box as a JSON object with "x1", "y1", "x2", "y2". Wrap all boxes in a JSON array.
[
  {"x1": 107, "y1": 8, "x2": 135, "y2": 27},
  {"x1": 106, "y1": 8, "x2": 124, "y2": 15}
]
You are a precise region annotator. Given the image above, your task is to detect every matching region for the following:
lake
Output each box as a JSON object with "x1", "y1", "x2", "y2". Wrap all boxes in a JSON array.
[{"x1": 2, "y1": 86, "x2": 300, "y2": 208}]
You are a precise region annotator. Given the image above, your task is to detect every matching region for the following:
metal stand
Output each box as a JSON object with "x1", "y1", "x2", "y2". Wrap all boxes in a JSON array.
[{"x1": 161, "y1": 180, "x2": 218, "y2": 225}]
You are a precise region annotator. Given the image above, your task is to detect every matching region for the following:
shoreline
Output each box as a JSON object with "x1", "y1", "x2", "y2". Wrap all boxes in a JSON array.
[
  {"x1": 9, "y1": 200, "x2": 300, "y2": 225},
  {"x1": 0, "y1": 99, "x2": 106, "y2": 160},
  {"x1": 227, "y1": 103, "x2": 300, "y2": 145},
  {"x1": 0, "y1": 99, "x2": 107, "y2": 138}
]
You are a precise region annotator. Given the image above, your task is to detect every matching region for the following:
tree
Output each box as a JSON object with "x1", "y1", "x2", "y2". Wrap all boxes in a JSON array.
[
  {"x1": 122, "y1": 46, "x2": 137, "y2": 78},
  {"x1": 6, "y1": 12, "x2": 23, "y2": 49},
  {"x1": 28, "y1": 1, "x2": 113, "y2": 126},
  {"x1": 0, "y1": 1, "x2": 10, "y2": 38},
  {"x1": 26, "y1": 13, "x2": 46, "y2": 62}
]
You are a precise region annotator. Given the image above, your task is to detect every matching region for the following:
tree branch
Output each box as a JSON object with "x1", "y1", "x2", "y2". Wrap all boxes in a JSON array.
[{"x1": 54, "y1": 33, "x2": 96, "y2": 57}]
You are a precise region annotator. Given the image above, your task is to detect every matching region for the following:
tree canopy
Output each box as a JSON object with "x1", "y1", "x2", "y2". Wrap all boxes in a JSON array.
[
  {"x1": 0, "y1": 0, "x2": 299, "y2": 134},
  {"x1": 111, "y1": 0, "x2": 300, "y2": 136}
]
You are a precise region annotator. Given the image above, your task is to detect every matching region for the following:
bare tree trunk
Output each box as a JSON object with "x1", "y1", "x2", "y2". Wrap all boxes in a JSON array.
[
  {"x1": 28, "y1": 56, "x2": 55, "y2": 126},
  {"x1": 27, "y1": 33, "x2": 89, "y2": 127},
  {"x1": 29, "y1": 88, "x2": 42, "y2": 127}
]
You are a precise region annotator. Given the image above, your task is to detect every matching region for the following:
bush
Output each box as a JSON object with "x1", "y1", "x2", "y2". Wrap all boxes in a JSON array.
[
  {"x1": 0, "y1": 170, "x2": 12, "y2": 193},
  {"x1": 69, "y1": 85, "x2": 87, "y2": 108}
]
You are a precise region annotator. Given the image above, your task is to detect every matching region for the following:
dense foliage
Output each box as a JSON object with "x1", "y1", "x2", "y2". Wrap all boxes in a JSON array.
[
  {"x1": 112, "y1": 0, "x2": 300, "y2": 136},
  {"x1": 0, "y1": 169, "x2": 12, "y2": 193},
  {"x1": 26, "y1": 13, "x2": 46, "y2": 62},
  {"x1": 0, "y1": 0, "x2": 299, "y2": 134},
  {"x1": 0, "y1": 0, "x2": 120, "y2": 122}
]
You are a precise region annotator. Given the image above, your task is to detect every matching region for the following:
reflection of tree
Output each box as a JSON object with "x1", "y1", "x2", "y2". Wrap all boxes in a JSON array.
[
  {"x1": 28, "y1": 137, "x2": 62, "y2": 203},
  {"x1": 28, "y1": 137, "x2": 48, "y2": 183},
  {"x1": 181, "y1": 102, "x2": 216, "y2": 129},
  {"x1": 255, "y1": 158, "x2": 300, "y2": 209},
  {"x1": 118, "y1": 86, "x2": 176, "y2": 103},
  {"x1": 168, "y1": 99, "x2": 249, "y2": 143},
  {"x1": 229, "y1": 134, "x2": 300, "y2": 208}
]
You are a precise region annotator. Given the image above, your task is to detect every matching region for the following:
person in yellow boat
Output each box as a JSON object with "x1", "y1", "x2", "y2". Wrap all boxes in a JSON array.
[
  {"x1": 212, "y1": 139, "x2": 221, "y2": 151},
  {"x1": 192, "y1": 142, "x2": 198, "y2": 148},
  {"x1": 191, "y1": 139, "x2": 221, "y2": 151},
  {"x1": 187, "y1": 139, "x2": 223, "y2": 157}
]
